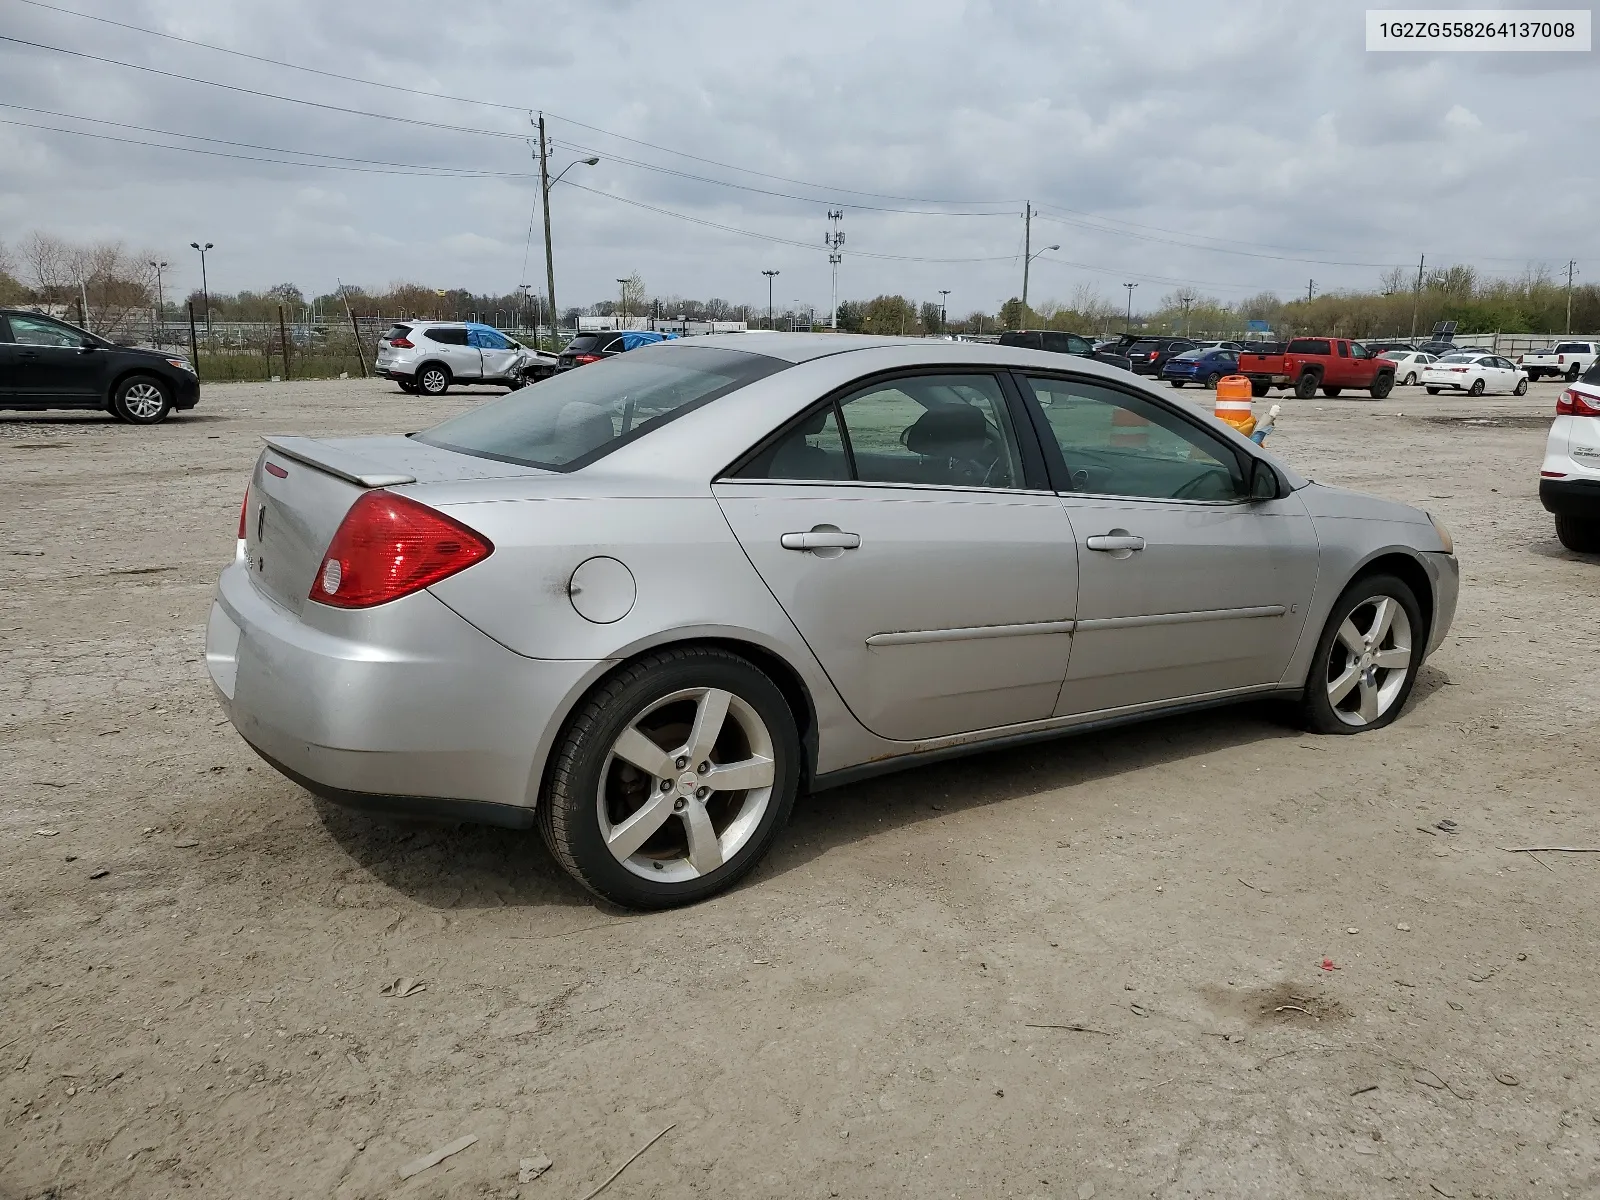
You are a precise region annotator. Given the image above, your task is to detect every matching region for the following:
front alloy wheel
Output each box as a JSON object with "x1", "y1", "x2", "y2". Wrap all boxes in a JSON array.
[
  {"x1": 539, "y1": 648, "x2": 800, "y2": 908},
  {"x1": 112, "y1": 375, "x2": 172, "y2": 424},
  {"x1": 1299, "y1": 574, "x2": 1422, "y2": 733}
]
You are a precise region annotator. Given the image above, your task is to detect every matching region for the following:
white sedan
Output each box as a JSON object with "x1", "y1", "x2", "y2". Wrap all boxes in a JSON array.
[
  {"x1": 1380, "y1": 350, "x2": 1438, "y2": 386},
  {"x1": 1421, "y1": 352, "x2": 1529, "y2": 396}
]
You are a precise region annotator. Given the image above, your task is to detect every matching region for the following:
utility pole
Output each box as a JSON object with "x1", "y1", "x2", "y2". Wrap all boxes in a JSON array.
[
  {"x1": 538, "y1": 114, "x2": 558, "y2": 351},
  {"x1": 1179, "y1": 293, "x2": 1194, "y2": 337},
  {"x1": 1307, "y1": 279, "x2": 1315, "y2": 303},
  {"x1": 189, "y1": 241, "x2": 213, "y2": 337},
  {"x1": 1410, "y1": 253, "x2": 1425, "y2": 343},
  {"x1": 762, "y1": 270, "x2": 779, "y2": 330},
  {"x1": 938, "y1": 289, "x2": 950, "y2": 335},
  {"x1": 1567, "y1": 259, "x2": 1579, "y2": 334},
  {"x1": 825, "y1": 210, "x2": 844, "y2": 331},
  {"x1": 1123, "y1": 282, "x2": 1137, "y2": 333},
  {"x1": 148, "y1": 260, "x2": 168, "y2": 342},
  {"x1": 1021, "y1": 202, "x2": 1032, "y2": 310}
]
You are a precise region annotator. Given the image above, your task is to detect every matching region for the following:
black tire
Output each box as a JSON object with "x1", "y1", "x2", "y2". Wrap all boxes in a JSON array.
[
  {"x1": 1250, "y1": 381, "x2": 1270, "y2": 398},
  {"x1": 1403, "y1": 372, "x2": 1417, "y2": 386},
  {"x1": 1426, "y1": 387, "x2": 1441, "y2": 395},
  {"x1": 397, "y1": 379, "x2": 419, "y2": 394},
  {"x1": 111, "y1": 374, "x2": 172, "y2": 425},
  {"x1": 1170, "y1": 380, "x2": 1185, "y2": 388},
  {"x1": 1295, "y1": 372, "x2": 1320, "y2": 399},
  {"x1": 1204, "y1": 371, "x2": 1222, "y2": 390},
  {"x1": 1469, "y1": 378, "x2": 1485, "y2": 396},
  {"x1": 417, "y1": 363, "x2": 450, "y2": 396},
  {"x1": 1556, "y1": 514, "x2": 1600, "y2": 553},
  {"x1": 1368, "y1": 373, "x2": 1394, "y2": 400},
  {"x1": 1297, "y1": 573, "x2": 1424, "y2": 735},
  {"x1": 538, "y1": 647, "x2": 802, "y2": 910},
  {"x1": 1514, "y1": 378, "x2": 1528, "y2": 396},
  {"x1": 1567, "y1": 365, "x2": 1582, "y2": 382},
  {"x1": 1322, "y1": 386, "x2": 1343, "y2": 398}
]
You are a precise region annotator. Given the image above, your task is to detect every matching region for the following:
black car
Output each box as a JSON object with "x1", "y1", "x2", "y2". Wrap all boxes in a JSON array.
[
  {"x1": 0, "y1": 308, "x2": 199, "y2": 424},
  {"x1": 1360, "y1": 340, "x2": 1415, "y2": 356},
  {"x1": 997, "y1": 329, "x2": 1132, "y2": 372},
  {"x1": 1125, "y1": 336, "x2": 1199, "y2": 376},
  {"x1": 557, "y1": 331, "x2": 627, "y2": 371}
]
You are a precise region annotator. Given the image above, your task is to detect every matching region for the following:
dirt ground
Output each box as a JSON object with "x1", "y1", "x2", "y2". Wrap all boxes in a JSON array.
[{"x1": 3, "y1": 372, "x2": 1599, "y2": 1200}]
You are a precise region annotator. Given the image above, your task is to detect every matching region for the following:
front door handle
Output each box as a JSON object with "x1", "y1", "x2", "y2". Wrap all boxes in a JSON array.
[
  {"x1": 780, "y1": 527, "x2": 861, "y2": 552},
  {"x1": 1086, "y1": 533, "x2": 1145, "y2": 553}
]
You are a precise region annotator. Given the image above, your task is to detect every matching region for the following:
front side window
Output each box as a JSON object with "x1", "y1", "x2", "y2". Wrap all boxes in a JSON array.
[
  {"x1": 8, "y1": 313, "x2": 85, "y2": 348},
  {"x1": 417, "y1": 345, "x2": 786, "y2": 470},
  {"x1": 1024, "y1": 375, "x2": 1245, "y2": 502},
  {"x1": 1349, "y1": 342, "x2": 1370, "y2": 359}
]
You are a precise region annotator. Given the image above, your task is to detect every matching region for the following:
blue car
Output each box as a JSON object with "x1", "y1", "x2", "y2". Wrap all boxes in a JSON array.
[{"x1": 1161, "y1": 347, "x2": 1240, "y2": 389}]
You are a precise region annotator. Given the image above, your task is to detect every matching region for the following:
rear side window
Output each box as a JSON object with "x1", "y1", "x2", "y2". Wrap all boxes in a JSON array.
[
  {"x1": 1286, "y1": 339, "x2": 1331, "y2": 356},
  {"x1": 1128, "y1": 340, "x2": 1160, "y2": 355},
  {"x1": 425, "y1": 326, "x2": 469, "y2": 345},
  {"x1": 383, "y1": 324, "x2": 412, "y2": 341},
  {"x1": 417, "y1": 345, "x2": 786, "y2": 470}
]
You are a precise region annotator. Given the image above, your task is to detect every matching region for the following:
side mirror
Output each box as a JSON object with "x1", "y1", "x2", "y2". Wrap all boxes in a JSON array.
[{"x1": 1248, "y1": 457, "x2": 1279, "y2": 501}]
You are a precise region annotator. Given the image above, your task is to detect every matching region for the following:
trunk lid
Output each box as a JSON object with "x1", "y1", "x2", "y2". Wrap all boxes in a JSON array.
[{"x1": 244, "y1": 435, "x2": 548, "y2": 615}]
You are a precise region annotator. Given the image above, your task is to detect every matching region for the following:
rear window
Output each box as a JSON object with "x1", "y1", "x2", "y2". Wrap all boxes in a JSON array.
[
  {"x1": 1286, "y1": 339, "x2": 1331, "y2": 356},
  {"x1": 383, "y1": 324, "x2": 412, "y2": 341},
  {"x1": 1555, "y1": 342, "x2": 1592, "y2": 354},
  {"x1": 1583, "y1": 360, "x2": 1600, "y2": 385},
  {"x1": 1438, "y1": 353, "x2": 1480, "y2": 363},
  {"x1": 1128, "y1": 340, "x2": 1161, "y2": 354},
  {"x1": 563, "y1": 334, "x2": 609, "y2": 354},
  {"x1": 415, "y1": 345, "x2": 787, "y2": 471}
]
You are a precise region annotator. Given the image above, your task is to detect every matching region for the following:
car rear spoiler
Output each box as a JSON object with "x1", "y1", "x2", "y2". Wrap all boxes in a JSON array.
[{"x1": 262, "y1": 435, "x2": 417, "y2": 488}]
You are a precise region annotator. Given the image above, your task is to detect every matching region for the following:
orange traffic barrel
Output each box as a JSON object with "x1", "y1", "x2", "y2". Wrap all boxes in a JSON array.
[{"x1": 1214, "y1": 375, "x2": 1256, "y2": 436}]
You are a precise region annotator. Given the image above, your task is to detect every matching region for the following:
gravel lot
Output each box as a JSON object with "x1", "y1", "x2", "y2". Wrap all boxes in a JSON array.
[{"x1": 3, "y1": 374, "x2": 1598, "y2": 1199}]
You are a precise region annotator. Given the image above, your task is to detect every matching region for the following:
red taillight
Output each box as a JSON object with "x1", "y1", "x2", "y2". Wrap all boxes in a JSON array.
[
  {"x1": 389, "y1": 337, "x2": 414, "y2": 348},
  {"x1": 1558, "y1": 355, "x2": 1566, "y2": 364},
  {"x1": 310, "y1": 492, "x2": 493, "y2": 609},
  {"x1": 573, "y1": 353, "x2": 601, "y2": 365},
  {"x1": 238, "y1": 488, "x2": 249, "y2": 540},
  {"x1": 1557, "y1": 388, "x2": 1600, "y2": 417}
]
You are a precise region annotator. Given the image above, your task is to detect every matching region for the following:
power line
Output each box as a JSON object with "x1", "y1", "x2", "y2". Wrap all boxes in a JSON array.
[{"x1": 1033, "y1": 209, "x2": 1404, "y2": 269}]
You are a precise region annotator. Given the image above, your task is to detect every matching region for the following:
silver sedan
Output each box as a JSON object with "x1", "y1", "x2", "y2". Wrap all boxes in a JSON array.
[{"x1": 206, "y1": 335, "x2": 1458, "y2": 908}]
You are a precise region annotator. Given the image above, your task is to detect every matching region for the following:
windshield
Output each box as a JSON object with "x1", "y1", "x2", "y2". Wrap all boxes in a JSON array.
[{"x1": 415, "y1": 345, "x2": 786, "y2": 470}]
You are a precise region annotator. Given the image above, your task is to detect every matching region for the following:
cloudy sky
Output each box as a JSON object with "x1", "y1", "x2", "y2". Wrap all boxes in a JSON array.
[{"x1": 0, "y1": 0, "x2": 1593, "y2": 315}]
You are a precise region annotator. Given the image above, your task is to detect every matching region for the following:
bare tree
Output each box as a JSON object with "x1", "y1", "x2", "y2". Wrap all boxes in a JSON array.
[{"x1": 619, "y1": 272, "x2": 647, "y2": 320}]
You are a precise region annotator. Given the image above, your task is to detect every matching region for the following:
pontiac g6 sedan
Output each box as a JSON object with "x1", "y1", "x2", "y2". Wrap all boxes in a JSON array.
[{"x1": 206, "y1": 334, "x2": 1458, "y2": 909}]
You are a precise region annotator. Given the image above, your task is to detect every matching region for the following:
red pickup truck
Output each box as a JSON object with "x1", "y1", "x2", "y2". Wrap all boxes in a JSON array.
[{"x1": 1237, "y1": 337, "x2": 1396, "y2": 400}]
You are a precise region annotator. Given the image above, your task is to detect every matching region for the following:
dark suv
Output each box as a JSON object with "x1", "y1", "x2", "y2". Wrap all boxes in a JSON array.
[
  {"x1": 557, "y1": 331, "x2": 627, "y2": 371},
  {"x1": 1125, "y1": 336, "x2": 1198, "y2": 376},
  {"x1": 997, "y1": 329, "x2": 1132, "y2": 372},
  {"x1": 0, "y1": 308, "x2": 199, "y2": 424}
]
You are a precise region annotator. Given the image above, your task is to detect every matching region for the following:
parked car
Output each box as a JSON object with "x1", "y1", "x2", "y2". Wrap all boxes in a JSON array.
[
  {"x1": 375, "y1": 321, "x2": 556, "y2": 396},
  {"x1": 1192, "y1": 340, "x2": 1244, "y2": 352},
  {"x1": 1414, "y1": 340, "x2": 1462, "y2": 358},
  {"x1": 1520, "y1": 341, "x2": 1600, "y2": 382},
  {"x1": 1126, "y1": 336, "x2": 1199, "y2": 376},
  {"x1": 1379, "y1": 350, "x2": 1439, "y2": 386},
  {"x1": 997, "y1": 329, "x2": 1132, "y2": 371},
  {"x1": 0, "y1": 307, "x2": 199, "y2": 424},
  {"x1": 1539, "y1": 359, "x2": 1600, "y2": 552},
  {"x1": 1361, "y1": 340, "x2": 1417, "y2": 357},
  {"x1": 1237, "y1": 337, "x2": 1396, "y2": 399},
  {"x1": 1421, "y1": 352, "x2": 1529, "y2": 396},
  {"x1": 1161, "y1": 346, "x2": 1240, "y2": 388},
  {"x1": 557, "y1": 329, "x2": 674, "y2": 371},
  {"x1": 206, "y1": 334, "x2": 1458, "y2": 909}
]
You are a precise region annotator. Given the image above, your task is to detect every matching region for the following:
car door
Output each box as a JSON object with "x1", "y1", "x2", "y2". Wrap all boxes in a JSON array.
[
  {"x1": 1495, "y1": 357, "x2": 1520, "y2": 391},
  {"x1": 424, "y1": 326, "x2": 481, "y2": 379},
  {"x1": 5, "y1": 312, "x2": 102, "y2": 402},
  {"x1": 1018, "y1": 372, "x2": 1320, "y2": 716},
  {"x1": 469, "y1": 326, "x2": 521, "y2": 381},
  {"x1": 714, "y1": 371, "x2": 1078, "y2": 742}
]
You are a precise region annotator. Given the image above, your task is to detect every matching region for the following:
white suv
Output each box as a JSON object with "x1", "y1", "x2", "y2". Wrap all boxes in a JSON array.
[
  {"x1": 374, "y1": 321, "x2": 555, "y2": 395},
  {"x1": 1540, "y1": 360, "x2": 1600, "y2": 552}
]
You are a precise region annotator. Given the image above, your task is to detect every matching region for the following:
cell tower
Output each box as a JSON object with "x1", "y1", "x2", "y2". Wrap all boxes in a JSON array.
[{"x1": 825, "y1": 210, "x2": 845, "y2": 330}]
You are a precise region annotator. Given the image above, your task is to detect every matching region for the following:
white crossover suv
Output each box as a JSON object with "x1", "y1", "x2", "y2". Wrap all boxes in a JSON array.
[
  {"x1": 1540, "y1": 360, "x2": 1600, "y2": 552},
  {"x1": 375, "y1": 321, "x2": 556, "y2": 395}
]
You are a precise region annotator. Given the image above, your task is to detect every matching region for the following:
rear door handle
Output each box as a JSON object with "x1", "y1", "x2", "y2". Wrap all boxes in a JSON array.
[
  {"x1": 1086, "y1": 533, "x2": 1145, "y2": 552},
  {"x1": 781, "y1": 528, "x2": 861, "y2": 552}
]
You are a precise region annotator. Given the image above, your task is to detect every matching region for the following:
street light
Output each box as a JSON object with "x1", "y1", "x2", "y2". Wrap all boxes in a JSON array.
[
  {"x1": 189, "y1": 242, "x2": 213, "y2": 336},
  {"x1": 1022, "y1": 244, "x2": 1059, "y2": 311},
  {"x1": 1123, "y1": 282, "x2": 1138, "y2": 333},
  {"x1": 762, "y1": 269, "x2": 779, "y2": 330},
  {"x1": 616, "y1": 278, "x2": 629, "y2": 328},
  {"x1": 938, "y1": 289, "x2": 951, "y2": 334},
  {"x1": 148, "y1": 259, "x2": 169, "y2": 339}
]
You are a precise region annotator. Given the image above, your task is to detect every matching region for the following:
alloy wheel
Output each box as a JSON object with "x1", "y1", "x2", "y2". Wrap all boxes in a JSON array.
[
  {"x1": 1324, "y1": 596, "x2": 1412, "y2": 728},
  {"x1": 596, "y1": 687, "x2": 776, "y2": 882},
  {"x1": 123, "y1": 381, "x2": 166, "y2": 420}
]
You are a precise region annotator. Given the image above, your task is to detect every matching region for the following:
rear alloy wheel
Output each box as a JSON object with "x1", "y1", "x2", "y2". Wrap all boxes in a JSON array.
[
  {"x1": 539, "y1": 648, "x2": 800, "y2": 909},
  {"x1": 1295, "y1": 373, "x2": 1320, "y2": 399},
  {"x1": 418, "y1": 365, "x2": 450, "y2": 396},
  {"x1": 1368, "y1": 373, "x2": 1393, "y2": 400},
  {"x1": 1322, "y1": 386, "x2": 1343, "y2": 398},
  {"x1": 1469, "y1": 378, "x2": 1485, "y2": 396},
  {"x1": 1403, "y1": 372, "x2": 1418, "y2": 386},
  {"x1": 1298, "y1": 574, "x2": 1422, "y2": 734},
  {"x1": 1556, "y1": 514, "x2": 1600, "y2": 553},
  {"x1": 1204, "y1": 371, "x2": 1222, "y2": 389},
  {"x1": 112, "y1": 375, "x2": 172, "y2": 425},
  {"x1": 1514, "y1": 377, "x2": 1529, "y2": 396}
]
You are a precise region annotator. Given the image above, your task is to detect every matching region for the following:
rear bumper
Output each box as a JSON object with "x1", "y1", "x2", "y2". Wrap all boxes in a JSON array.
[
  {"x1": 206, "y1": 560, "x2": 604, "y2": 818},
  {"x1": 1540, "y1": 477, "x2": 1600, "y2": 519}
]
